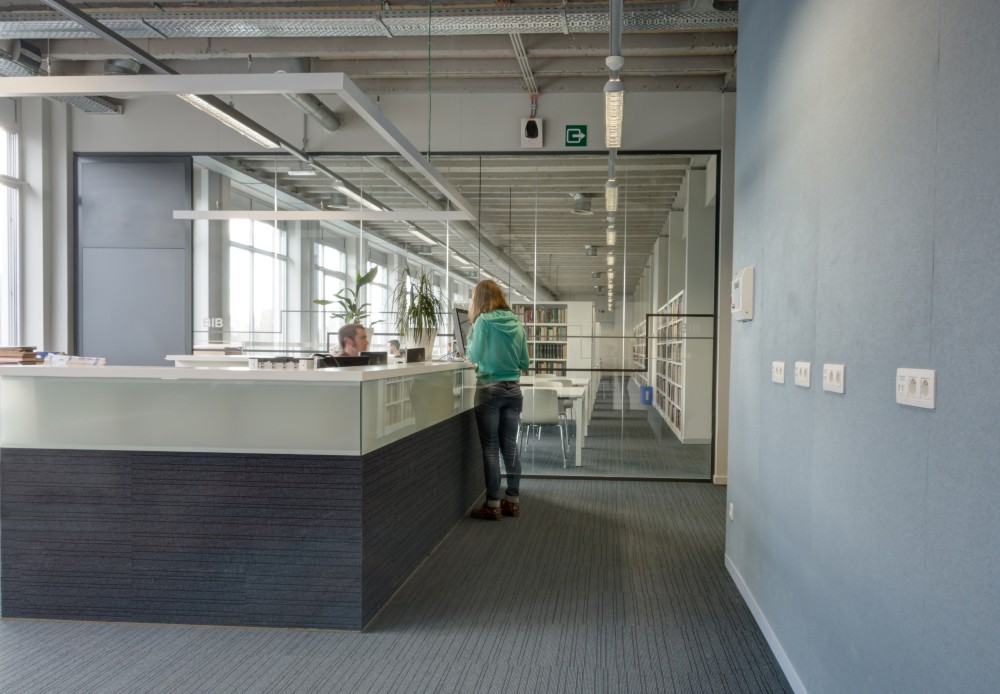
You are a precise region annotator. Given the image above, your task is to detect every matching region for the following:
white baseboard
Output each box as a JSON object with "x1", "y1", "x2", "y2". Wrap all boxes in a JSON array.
[
  {"x1": 713, "y1": 474, "x2": 727, "y2": 485},
  {"x1": 725, "y1": 555, "x2": 807, "y2": 694}
]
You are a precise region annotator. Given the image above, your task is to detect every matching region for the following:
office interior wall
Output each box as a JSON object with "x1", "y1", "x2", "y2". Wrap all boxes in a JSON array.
[{"x1": 727, "y1": 1, "x2": 1000, "y2": 692}]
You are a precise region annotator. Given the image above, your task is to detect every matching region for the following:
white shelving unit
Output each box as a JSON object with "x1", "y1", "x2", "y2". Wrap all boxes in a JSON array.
[{"x1": 651, "y1": 291, "x2": 712, "y2": 444}]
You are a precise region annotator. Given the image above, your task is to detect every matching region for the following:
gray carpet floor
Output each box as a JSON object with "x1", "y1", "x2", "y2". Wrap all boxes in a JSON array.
[{"x1": 0, "y1": 480, "x2": 790, "y2": 693}]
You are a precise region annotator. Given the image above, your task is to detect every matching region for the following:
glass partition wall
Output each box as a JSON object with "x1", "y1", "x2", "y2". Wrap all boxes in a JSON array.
[{"x1": 190, "y1": 152, "x2": 719, "y2": 480}]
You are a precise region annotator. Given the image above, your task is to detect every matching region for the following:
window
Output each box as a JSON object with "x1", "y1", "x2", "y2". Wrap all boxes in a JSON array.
[
  {"x1": 367, "y1": 249, "x2": 390, "y2": 346},
  {"x1": 227, "y1": 219, "x2": 288, "y2": 343},
  {"x1": 314, "y1": 237, "x2": 348, "y2": 344},
  {"x1": 0, "y1": 125, "x2": 20, "y2": 345}
]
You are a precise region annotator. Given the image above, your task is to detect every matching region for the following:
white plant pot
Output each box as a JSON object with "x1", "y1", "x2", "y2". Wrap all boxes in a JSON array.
[{"x1": 403, "y1": 329, "x2": 437, "y2": 356}]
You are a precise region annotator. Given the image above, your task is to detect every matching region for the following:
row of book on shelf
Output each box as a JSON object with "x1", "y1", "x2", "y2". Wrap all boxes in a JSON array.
[
  {"x1": 528, "y1": 343, "x2": 567, "y2": 360},
  {"x1": 513, "y1": 306, "x2": 567, "y2": 324},
  {"x1": 529, "y1": 326, "x2": 568, "y2": 341},
  {"x1": 0, "y1": 346, "x2": 106, "y2": 366}
]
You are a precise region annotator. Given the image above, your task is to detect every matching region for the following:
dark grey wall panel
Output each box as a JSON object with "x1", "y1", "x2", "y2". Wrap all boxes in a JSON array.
[
  {"x1": 76, "y1": 156, "x2": 192, "y2": 365},
  {"x1": 78, "y1": 159, "x2": 191, "y2": 249},
  {"x1": 79, "y1": 248, "x2": 190, "y2": 366}
]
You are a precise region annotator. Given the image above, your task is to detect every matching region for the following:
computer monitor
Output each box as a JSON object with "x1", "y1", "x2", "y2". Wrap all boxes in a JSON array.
[
  {"x1": 453, "y1": 307, "x2": 471, "y2": 357},
  {"x1": 360, "y1": 351, "x2": 387, "y2": 365},
  {"x1": 405, "y1": 347, "x2": 425, "y2": 363}
]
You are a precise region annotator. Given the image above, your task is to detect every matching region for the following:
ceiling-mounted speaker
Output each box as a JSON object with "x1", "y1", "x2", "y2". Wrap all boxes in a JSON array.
[{"x1": 521, "y1": 118, "x2": 543, "y2": 149}]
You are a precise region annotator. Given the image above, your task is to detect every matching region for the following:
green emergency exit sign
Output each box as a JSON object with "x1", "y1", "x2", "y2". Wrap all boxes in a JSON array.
[{"x1": 565, "y1": 125, "x2": 588, "y2": 147}]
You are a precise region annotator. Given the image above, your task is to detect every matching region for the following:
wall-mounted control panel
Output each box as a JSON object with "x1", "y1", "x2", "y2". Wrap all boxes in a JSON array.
[
  {"x1": 896, "y1": 368, "x2": 936, "y2": 409},
  {"x1": 771, "y1": 361, "x2": 785, "y2": 384},
  {"x1": 822, "y1": 364, "x2": 845, "y2": 393},
  {"x1": 732, "y1": 266, "x2": 754, "y2": 321}
]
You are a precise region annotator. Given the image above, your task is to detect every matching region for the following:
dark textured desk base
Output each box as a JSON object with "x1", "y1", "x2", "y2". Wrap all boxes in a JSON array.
[{"x1": 0, "y1": 410, "x2": 480, "y2": 630}]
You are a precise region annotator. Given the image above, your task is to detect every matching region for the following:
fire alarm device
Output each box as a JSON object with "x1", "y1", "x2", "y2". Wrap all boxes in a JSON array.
[{"x1": 731, "y1": 266, "x2": 754, "y2": 321}]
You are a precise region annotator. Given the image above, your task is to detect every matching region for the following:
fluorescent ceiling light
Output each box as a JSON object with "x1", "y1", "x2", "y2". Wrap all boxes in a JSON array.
[
  {"x1": 408, "y1": 226, "x2": 437, "y2": 245},
  {"x1": 605, "y1": 179, "x2": 619, "y2": 213},
  {"x1": 335, "y1": 185, "x2": 383, "y2": 211},
  {"x1": 286, "y1": 170, "x2": 317, "y2": 177},
  {"x1": 606, "y1": 226, "x2": 616, "y2": 246},
  {"x1": 603, "y1": 78, "x2": 624, "y2": 149},
  {"x1": 177, "y1": 94, "x2": 280, "y2": 149},
  {"x1": 607, "y1": 251, "x2": 615, "y2": 267},
  {"x1": 173, "y1": 209, "x2": 473, "y2": 222}
]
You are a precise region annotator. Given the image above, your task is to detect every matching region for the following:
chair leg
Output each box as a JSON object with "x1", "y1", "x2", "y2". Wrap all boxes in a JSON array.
[{"x1": 559, "y1": 425, "x2": 567, "y2": 467}]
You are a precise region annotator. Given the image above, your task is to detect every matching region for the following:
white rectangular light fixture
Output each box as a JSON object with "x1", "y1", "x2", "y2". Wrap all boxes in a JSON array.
[
  {"x1": 607, "y1": 251, "x2": 615, "y2": 267},
  {"x1": 335, "y1": 185, "x2": 383, "y2": 211},
  {"x1": 604, "y1": 79, "x2": 624, "y2": 149},
  {"x1": 0, "y1": 73, "x2": 477, "y2": 221},
  {"x1": 173, "y1": 209, "x2": 473, "y2": 222},
  {"x1": 408, "y1": 226, "x2": 437, "y2": 245},
  {"x1": 286, "y1": 170, "x2": 317, "y2": 177},
  {"x1": 606, "y1": 226, "x2": 616, "y2": 246},
  {"x1": 177, "y1": 94, "x2": 280, "y2": 149}
]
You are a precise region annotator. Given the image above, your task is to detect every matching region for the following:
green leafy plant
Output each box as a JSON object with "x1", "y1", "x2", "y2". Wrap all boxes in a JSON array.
[
  {"x1": 390, "y1": 266, "x2": 443, "y2": 343},
  {"x1": 313, "y1": 266, "x2": 381, "y2": 327}
]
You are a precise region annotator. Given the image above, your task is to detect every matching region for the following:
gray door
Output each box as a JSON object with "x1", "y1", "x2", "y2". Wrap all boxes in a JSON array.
[{"x1": 76, "y1": 156, "x2": 192, "y2": 365}]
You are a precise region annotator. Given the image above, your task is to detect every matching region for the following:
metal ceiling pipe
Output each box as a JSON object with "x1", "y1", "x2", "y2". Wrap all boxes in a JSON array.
[
  {"x1": 282, "y1": 58, "x2": 341, "y2": 132},
  {"x1": 365, "y1": 156, "x2": 555, "y2": 300}
]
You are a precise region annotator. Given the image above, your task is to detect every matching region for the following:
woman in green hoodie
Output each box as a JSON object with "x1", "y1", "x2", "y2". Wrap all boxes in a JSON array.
[{"x1": 466, "y1": 279, "x2": 530, "y2": 521}]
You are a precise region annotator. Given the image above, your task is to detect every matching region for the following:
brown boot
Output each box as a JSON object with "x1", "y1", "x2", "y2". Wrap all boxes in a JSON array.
[
  {"x1": 500, "y1": 498, "x2": 520, "y2": 517},
  {"x1": 471, "y1": 504, "x2": 501, "y2": 521}
]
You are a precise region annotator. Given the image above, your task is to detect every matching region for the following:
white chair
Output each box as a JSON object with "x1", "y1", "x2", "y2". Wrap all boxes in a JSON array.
[
  {"x1": 518, "y1": 388, "x2": 568, "y2": 466},
  {"x1": 547, "y1": 378, "x2": 576, "y2": 427}
]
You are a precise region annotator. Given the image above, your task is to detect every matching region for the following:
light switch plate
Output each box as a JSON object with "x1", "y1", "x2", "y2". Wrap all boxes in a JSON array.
[
  {"x1": 822, "y1": 363, "x2": 845, "y2": 393},
  {"x1": 771, "y1": 361, "x2": 785, "y2": 384},
  {"x1": 794, "y1": 361, "x2": 811, "y2": 387}
]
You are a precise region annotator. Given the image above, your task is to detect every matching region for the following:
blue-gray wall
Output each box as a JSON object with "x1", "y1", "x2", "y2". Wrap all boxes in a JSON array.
[{"x1": 726, "y1": 2, "x2": 1000, "y2": 692}]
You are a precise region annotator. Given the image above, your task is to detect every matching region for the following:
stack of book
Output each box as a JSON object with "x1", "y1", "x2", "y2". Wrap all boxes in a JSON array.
[{"x1": 0, "y1": 346, "x2": 43, "y2": 365}]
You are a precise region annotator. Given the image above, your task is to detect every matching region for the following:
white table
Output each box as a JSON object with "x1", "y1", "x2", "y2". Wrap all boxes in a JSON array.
[{"x1": 522, "y1": 382, "x2": 589, "y2": 467}]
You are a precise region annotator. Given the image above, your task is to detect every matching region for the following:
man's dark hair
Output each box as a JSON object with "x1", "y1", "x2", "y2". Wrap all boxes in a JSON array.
[{"x1": 338, "y1": 323, "x2": 364, "y2": 350}]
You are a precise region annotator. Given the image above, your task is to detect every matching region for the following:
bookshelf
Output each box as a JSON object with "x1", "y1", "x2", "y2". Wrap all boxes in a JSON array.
[
  {"x1": 650, "y1": 291, "x2": 712, "y2": 443},
  {"x1": 512, "y1": 302, "x2": 594, "y2": 376},
  {"x1": 631, "y1": 320, "x2": 648, "y2": 389},
  {"x1": 382, "y1": 376, "x2": 415, "y2": 434}
]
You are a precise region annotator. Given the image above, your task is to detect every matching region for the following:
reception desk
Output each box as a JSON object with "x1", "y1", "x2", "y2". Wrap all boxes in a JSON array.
[{"x1": 0, "y1": 361, "x2": 478, "y2": 630}]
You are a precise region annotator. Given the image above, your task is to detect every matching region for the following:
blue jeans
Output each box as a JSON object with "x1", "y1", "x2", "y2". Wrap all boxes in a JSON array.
[{"x1": 474, "y1": 381, "x2": 523, "y2": 503}]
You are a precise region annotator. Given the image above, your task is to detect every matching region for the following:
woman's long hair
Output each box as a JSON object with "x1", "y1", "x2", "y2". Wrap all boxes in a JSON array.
[{"x1": 469, "y1": 279, "x2": 510, "y2": 323}]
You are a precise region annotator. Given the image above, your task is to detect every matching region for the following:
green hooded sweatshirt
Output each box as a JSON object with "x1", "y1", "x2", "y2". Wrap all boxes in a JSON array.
[{"x1": 467, "y1": 309, "x2": 529, "y2": 383}]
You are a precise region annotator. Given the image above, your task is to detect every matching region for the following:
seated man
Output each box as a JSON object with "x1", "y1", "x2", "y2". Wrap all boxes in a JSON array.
[
  {"x1": 387, "y1": 339, "x2": 403, "y2": 358},
  {"x1": 337, "y1": 323, "x2": 369, "y2": 357}
]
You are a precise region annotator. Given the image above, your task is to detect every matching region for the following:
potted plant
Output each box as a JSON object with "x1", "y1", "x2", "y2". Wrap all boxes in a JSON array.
[
  {"x1": 390, "y1": 266, "x2": 444, "y2": 353},
  {"x1": 313, "y1": 266, "x2": 381, "y2": 328}
]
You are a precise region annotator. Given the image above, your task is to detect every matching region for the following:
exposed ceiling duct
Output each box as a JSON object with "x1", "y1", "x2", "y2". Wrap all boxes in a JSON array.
[
  {"x1": 571, "y1": 193, "x2": 593, "y2": 215},
  {"x1": 281, "y1": 57, "x2": 341, "y2": 132},
  {"x1": 0, "y1": 38, "x2": 121, "y2": 113}
]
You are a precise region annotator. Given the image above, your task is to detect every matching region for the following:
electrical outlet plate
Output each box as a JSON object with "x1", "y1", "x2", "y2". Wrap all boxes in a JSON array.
[
  {"x1": 771, "y1": 361, "x2": 785, "y2": 384},
  {"x1": 794, "y1": 361, "x2": 811, "y2": 387},
  {"x1": 896, "y1": 368, "x2": 935, "y2": 409},
  {"x1": 822, "y1": 363, "x2": 845, "y2": 393}
]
